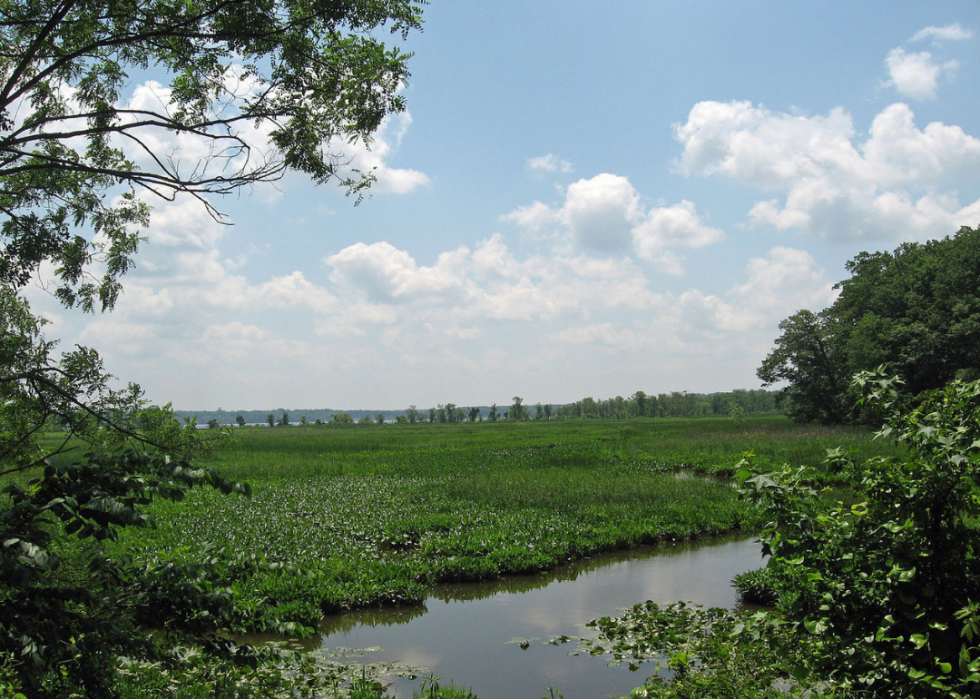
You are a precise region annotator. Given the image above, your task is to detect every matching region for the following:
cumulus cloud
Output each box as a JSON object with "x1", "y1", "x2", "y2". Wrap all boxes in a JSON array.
[
  {"x1": 311, "y1": 240, "x2": 837, "y2": 400},
  {"x1": 325, "y1": 242, "x2": 467, "y2": 304},
  {"x1": 34, "y1": 173, "x2": 839, "y2": 408},
  {"x1": 880, "y1": 26, "x2": 972, "y2": 100},
  {"x1": 335, "y1": 112, "x2": 431, "y2": 194},
  {"x1": 540, "y1": 244, "x2": 838, "y2": 396},
  {"x1": 502, "y1": 173, "x2": 723, "y2": 272},
  {"x1": 884, "y1": 48, "x2": 958, "y2": 100},
  {"x1": 715, "y1": 247, "x2": 837, "y2": 330},
  {"x1": 675, "y1": 100, "x2": 980, "y2": 241},
  {"x1": 499, "y1": 201, "x2": 558, "y2": 235},
  {"x1": 321, "y1": 235, "x2": 659, "y2": 326},
  {"x1": 911, "y1": 23, "x2": 974, "y2": 44},
  {"x1": 562, "y1": 174, "x2": 642, "y2": 253},
  {"x1": 632, "y1": 201, "x2": 723, "y2": 273},
  {"x1": 527, "y1": 153, "x2": 573, "y2": 173}
]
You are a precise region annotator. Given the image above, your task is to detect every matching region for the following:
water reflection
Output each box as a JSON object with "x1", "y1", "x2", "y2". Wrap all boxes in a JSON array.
[{"x1": 319, "y1": 534, "x2": 765, "y2": 699}]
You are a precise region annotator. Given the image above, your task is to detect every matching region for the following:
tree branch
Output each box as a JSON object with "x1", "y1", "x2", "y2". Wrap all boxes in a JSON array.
[
  {"x1": 0, "y1": 0, "x2": 79, "y2": 108},
  {"x1": 0, "y1": 368, "x2": 172, "y2": 453}
]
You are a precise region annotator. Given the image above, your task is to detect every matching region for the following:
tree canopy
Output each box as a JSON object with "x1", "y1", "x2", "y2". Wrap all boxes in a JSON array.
[
  {"x1": 759, "y1": 225, "x2": 980, "y2": 423},
  {"x1": 0, "y1": 0, "x2": 424, "y2": 311}
]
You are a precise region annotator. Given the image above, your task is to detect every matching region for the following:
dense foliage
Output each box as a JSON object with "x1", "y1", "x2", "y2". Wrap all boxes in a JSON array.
[
  {"x1": 759, "y1": 225, "x2": 980, "y2": 423},
  {"x1": 741, "y1": 370, "x2": 980, "y2": 696},
  {"x1": 0, "y1": 450, "x2": 261, "y2": 695}
]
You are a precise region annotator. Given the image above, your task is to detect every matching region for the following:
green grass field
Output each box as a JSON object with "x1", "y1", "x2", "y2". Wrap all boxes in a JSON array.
[{"x1": 110, "y1": 415, "x2": 901, "y2": 629}]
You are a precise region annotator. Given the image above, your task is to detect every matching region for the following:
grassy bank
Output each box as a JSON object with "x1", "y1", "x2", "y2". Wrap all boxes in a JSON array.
[{"x1": 114, "y1": 416, "x2": 900, "y2": 630}]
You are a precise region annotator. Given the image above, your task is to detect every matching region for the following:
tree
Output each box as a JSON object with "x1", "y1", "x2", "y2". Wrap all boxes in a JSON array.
[
  {"x1": 762, "y1": 226, "x2": 980, "y2": 423},
  {"x1": 331, "y1": 412, "x2": 353, "y2": 424},
  {"x1": 468, "y1": 406, "x2": 481, "y2": 422},
  {"x1": 0, "y1": 0, "x2": 424, "y2": 312},
  {"x1": 488, "y1": 403, "x2": 498, "y2": 422},
  {"x1": 510, "y1": 396, "x2": 525, "y2": 421},
  {"x1": 758, "y1": 309, "x2": 851, "y2": 424},
  {"x1": 235, "y1": 414, "x2": 246, "y2": 428},
  {"x1": 375, "y1": 413, "x2": 385, "y2": 425},
  {"x1": 206, "y1": 417, "x2": 220, "y2": 429},
  {"x1": 632, "y1": 391, "x2": 647, "y2": 417},
  {"x1": 833, "y1": 227, "x2": 980, "y2": 394},
  {"x1": 277, "y1": 411, "x2": 290, "y2": 427},
  {"x1": 1, "y1": 448, "x2": 253, "y2": 696},
  {"x1": 266, "y1": 413, "x2": 275, "y2": 427}
]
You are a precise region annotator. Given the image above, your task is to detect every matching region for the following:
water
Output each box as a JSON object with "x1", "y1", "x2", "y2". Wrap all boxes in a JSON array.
[{"x1": 317, "y1": 535, "x2": 765, "y2": 699}]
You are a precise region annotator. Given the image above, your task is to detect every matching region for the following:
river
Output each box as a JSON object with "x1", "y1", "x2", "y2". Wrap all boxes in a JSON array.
[{"x1": 315, "y1": 534, "x2": 765, "y2": 699}]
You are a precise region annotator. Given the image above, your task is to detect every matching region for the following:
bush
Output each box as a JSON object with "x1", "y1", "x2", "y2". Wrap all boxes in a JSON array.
[{"x1": 738, "y1": 369, "x2": 980, "y2": 697}]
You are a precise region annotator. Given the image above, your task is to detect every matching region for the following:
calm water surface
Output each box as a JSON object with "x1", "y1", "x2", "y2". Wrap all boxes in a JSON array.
[{"x1": 318, "y1": 535, "x2": 765, "y2": 699}]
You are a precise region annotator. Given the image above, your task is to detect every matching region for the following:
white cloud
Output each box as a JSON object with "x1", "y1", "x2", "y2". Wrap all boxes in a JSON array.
[
  {"x1": 499, "y1": 201, "x2": 557, "y2": 235},
  {"x1": 862, "y1": 103, "x2": 980, "y2": 183},
  {"x1": 632, "y1": 201, "x2": 723, "y2": 273},
  {"x1": 199, "y1": 322, "x2": 269, "y2": 361},
  {"x1": 321, "y1": 234, "x2": 662, "y2": 328},
  {"x1": 471, "y1": 233, "x2": 523, "y2": 281},
  {"x1": 35, "y1": 170, "x2": 840, "y2": 408},
  {"x1": 562, "y1": 174, "x2": 642, "y2": 253},
  {"x1": 539, "y1": 245, "x2": 837, "y2": 395},
  {"x1": 527, "y1": 153, "x2": 573, "y2": 173},
  {"x1": 250, "y1": 272, "x2": 338, "y2": 313},
  {"x1": 675, "y1": 100, "x2": 980, "y2": 241},
  {"x1": 502, "y1": 173, "x2": 724, "y2": 272},
  {"x1": 884, "y1": 48, "x2": 958, "y2": 100},
  {"x1": 718, "y1": 247, "x2": 838, "y2": 331},
  {"x1": 548, "y1": 323, "x2": 645, "y2": 350},
  {"x1": 337, "y1": 112, "x2": 431, "y2": 194},
  {"x1": 911, "y1": 23, "x2": 974, "y2": 44},
  {"x1": 325, "y1": 242, "x2": 467, "y2": 304}
]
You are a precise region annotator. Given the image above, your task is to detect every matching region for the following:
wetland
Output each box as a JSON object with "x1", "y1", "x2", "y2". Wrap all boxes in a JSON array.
[{"x1": 103, "y1": 416, "x2": 899, "y2": 697}]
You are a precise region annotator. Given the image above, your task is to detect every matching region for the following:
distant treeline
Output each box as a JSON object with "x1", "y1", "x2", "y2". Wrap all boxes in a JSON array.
[
  {"x1": 174, "y1": 408, "x2": 400, "y2": 426},
  {"x1": 175, "y1": 388, "x2": 782, "y2": 426},
  {"x1": 553, "y1": 389, "x2": 780, "y2": 420}
]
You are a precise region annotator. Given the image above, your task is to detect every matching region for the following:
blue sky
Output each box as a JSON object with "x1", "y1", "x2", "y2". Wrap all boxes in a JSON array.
[{"x1": 27, "y1": 1, "x2": 980, "y2": 410}]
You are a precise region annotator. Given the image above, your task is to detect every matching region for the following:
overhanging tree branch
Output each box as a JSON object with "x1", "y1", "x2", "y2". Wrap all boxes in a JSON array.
[{"x1": 0, "y1": 0, "x2": 423, "y2": 309}]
